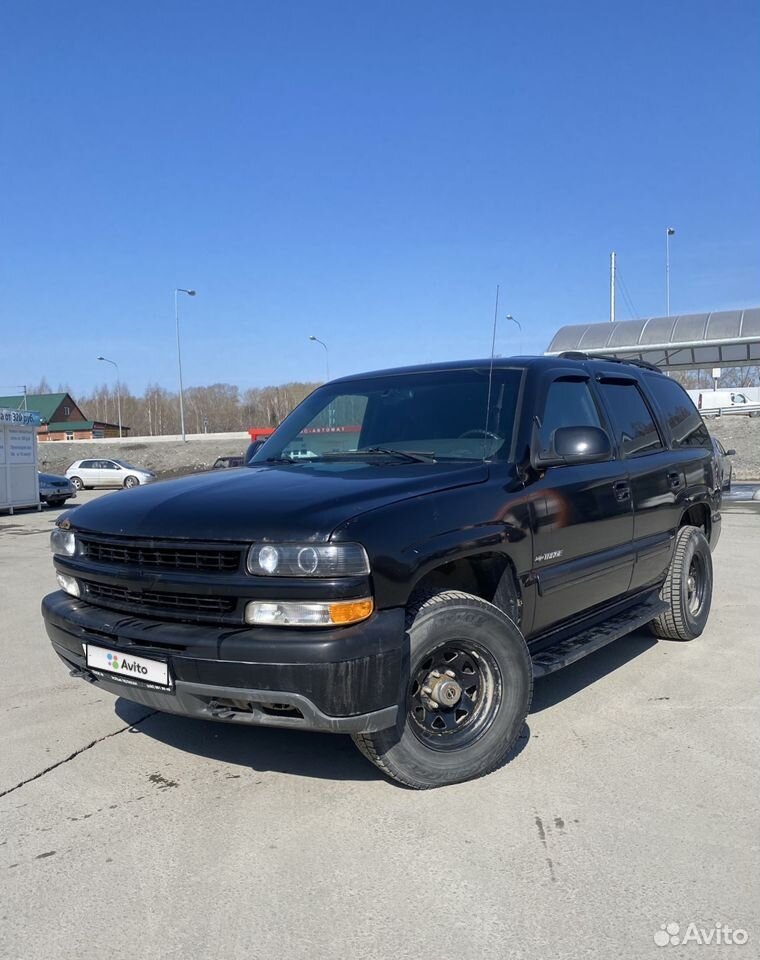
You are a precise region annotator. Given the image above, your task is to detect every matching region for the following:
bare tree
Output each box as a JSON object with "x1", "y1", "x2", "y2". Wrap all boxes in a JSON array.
[{"x1": 75, "y1": 380, "x2": 320, "y2": 436}]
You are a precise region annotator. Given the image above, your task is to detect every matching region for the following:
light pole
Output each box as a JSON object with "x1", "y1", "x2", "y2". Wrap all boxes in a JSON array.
[
  {"x1": 309, "y1": 335, "x2": 330, "y2": 381},
  {"x1": 97, "y1": 356, "x2": 122, "y2": 438},
  {"x1": 506, "y1": 315, "x2": 523, "y2": 354},
  {"x1": 175, "y1": 288, "x2": 196, "y2": 441},
  {"x1": 666, "y1": 227, "x2": 675, "y2": 316}
]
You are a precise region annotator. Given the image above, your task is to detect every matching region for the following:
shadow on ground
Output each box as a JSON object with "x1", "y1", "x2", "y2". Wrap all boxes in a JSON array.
[
  {"x1": 115, "y1": 632, "x2": 656, "y2": 784},
  {"x1": 530, "y1": 630, "x2": 657, "y2": 713},
  {"x1": 116, "y1": 704, "x2": 531, "y2": 787}
]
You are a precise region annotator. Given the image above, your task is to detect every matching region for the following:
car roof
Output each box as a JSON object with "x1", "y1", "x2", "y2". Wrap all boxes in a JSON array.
[{"x1": 332, "y1": 354, "x2": 661, "y2": 384}]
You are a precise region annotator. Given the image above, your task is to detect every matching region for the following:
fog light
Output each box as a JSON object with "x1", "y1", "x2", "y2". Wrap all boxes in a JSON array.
[
  {"x1": 244, "y1": 597, "x2": 373, "y2": 627},
  {"x1": 56, "y1": 573, "x2": 81, "y2": 598}
]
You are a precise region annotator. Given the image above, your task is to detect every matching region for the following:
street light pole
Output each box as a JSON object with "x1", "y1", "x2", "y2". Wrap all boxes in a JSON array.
[
  {"x1": 666, "y1": 227, "x2": 675, "y2": 316},
  {"x1": 506, "y1": 315, "x2": 523, "y2": 355},
  {"x1": 175, "y1": 288, "x2": 197, "y2": 441},
  {"x1": 97, "y1": 356, "x2": 122, "y2": 438},
  {"x1": 308, "y1": 335, "x2": 330, "y2": 381}
]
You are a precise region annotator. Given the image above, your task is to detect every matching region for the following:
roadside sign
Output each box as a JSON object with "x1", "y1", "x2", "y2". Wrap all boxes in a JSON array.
[{"x1": 0, "y1": 407, "x2": 41, "y2": 513}]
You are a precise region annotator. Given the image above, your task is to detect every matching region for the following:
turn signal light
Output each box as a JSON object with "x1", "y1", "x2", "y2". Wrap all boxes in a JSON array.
[
  {"x1": 244, "y1": 597, "x2": 374, "y2": 627},
  {"x1": 328, "y1": 598, "x2": 374, "y2": 624}
]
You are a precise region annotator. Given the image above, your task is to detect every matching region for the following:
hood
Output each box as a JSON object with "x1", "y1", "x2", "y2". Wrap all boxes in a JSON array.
[{"x1": 66, "y1": 460, "x2": 489, "y2": 541}]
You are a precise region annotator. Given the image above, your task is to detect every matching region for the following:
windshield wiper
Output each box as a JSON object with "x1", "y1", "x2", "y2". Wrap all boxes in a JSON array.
[{"x1": 357, "y1": 447, "x2": 437, "y2": 463}]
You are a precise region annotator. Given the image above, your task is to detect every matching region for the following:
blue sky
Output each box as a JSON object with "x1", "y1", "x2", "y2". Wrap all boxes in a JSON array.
[{"x1": 1, "y1": 0, "x2": 758, "y2": 396}]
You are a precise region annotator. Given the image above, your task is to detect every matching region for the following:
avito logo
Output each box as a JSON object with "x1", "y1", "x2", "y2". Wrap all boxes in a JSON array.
[{"x1": 106, "y1": 652, "x2": 148, "y2": 675}]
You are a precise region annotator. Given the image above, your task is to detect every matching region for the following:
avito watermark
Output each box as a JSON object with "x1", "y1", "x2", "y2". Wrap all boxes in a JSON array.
[{"x1": 654, "y1": 921, "x2": 749, "y2": 947}]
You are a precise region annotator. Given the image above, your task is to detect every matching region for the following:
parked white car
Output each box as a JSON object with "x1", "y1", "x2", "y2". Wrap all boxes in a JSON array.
[{"x1": 65, "y1": 459, "x2": 156, "y2": 490}]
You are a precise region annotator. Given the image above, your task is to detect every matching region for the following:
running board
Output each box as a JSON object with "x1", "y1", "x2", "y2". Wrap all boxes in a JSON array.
[{"x1": 531, "y1": 597, "x2": 668, "y2": 678}]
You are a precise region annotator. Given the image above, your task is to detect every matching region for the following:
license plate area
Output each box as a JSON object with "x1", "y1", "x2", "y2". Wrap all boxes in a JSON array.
[{"x1": 85, "y1": 643, "x2": 173, "y2": 690}]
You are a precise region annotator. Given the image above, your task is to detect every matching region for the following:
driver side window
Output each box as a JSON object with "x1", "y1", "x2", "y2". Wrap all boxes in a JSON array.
[{"x1": 539, "y1": 379, "x2": 602, "y2": 452}]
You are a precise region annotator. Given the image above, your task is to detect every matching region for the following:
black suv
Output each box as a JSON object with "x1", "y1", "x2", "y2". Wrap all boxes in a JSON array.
[{"x1": 43, "y1": 355, "x2": 720, "y2": 788}]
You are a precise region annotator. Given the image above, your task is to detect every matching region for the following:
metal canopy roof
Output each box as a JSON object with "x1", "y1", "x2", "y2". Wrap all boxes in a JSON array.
[{"x1": 545, "y1": 308, "x2": 760, "y2": 369}]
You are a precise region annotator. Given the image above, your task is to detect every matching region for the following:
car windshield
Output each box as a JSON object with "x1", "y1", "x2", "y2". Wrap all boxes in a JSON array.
[{"x1": 251, "y1": 367, "x2": 523, "y2": 463}]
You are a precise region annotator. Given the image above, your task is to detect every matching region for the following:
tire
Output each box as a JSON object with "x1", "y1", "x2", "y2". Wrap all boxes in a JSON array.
[
  {"x1": 352, "y1": 591, "x2": 533, "y2": 789},
  {"x1": 48, "y1": 498, "x2": 65, "y2": 508},
  {"x1": 70, "y1": 476, "x2": 83, "y2": 491},
  {"x1": 124, "y1": 475, "x2": 139, "y2": 488},
  {"x1": 650, "y1": 525, "x2": 712, "y2": 641}
]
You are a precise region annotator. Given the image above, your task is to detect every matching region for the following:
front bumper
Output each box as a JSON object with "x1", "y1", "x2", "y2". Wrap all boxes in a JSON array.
[{"x1": 42, "y1": 591, "x2": 405, "y2": 734}]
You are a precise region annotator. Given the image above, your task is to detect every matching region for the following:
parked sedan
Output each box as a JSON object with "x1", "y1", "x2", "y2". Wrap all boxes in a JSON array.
[
  {"x1": 711, "y1": 437, "x2": 736, "y2": 492},
  {"x1": 66, "y1": 459, "x2": 156, "y2": 490},
  {"x1": 38, "y1": 472, "x2": 77, "y2": 508}
]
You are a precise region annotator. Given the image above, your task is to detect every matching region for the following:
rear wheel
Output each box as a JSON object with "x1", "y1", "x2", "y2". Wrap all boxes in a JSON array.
[
  {"x1": 69, "y1": 476, "x2": 83, "y2": 490},
  {"x1": 650, "y1": 525, "x2": 712, "y2": 641},
  {"x1": 124, "y1": 475, "x2": 139, "y2": 488},
  {"x1": 353, "y1": 591, "x2": 532, "y2": 789}
]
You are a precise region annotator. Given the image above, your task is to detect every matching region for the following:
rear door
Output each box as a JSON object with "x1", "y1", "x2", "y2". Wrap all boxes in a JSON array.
[
  {"x1": 77, "y1": 460, "x2": 97, "y2": 486},
  {"x1": 596, "y1": 376, "x2": 680, "y2": 593},
  {"x1": 641, "y1": 369, "x2": 716, "y2": 514},
  {"x1": 528, "y1": 373, "x2": 635, "y2": 634}
]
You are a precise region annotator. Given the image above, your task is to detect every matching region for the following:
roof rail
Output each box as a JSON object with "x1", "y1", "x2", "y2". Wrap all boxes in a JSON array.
[{"x1": 557, "y1": 351, "x2": 664, "y2": 374}]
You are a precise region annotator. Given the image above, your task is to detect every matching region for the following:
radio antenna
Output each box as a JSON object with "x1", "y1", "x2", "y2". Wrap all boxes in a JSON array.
[{"x1": 482, "y1": 284, "x2": 499, "y2": 458}]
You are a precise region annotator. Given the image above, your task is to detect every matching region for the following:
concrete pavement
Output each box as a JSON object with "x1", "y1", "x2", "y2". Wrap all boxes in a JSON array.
[{"x1": 1, "y1": 492, "x2": 758, "y2": 959}]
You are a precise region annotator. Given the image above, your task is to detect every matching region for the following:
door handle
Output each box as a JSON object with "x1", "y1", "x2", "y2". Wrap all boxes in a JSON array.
[
  {"x1": 667, "y1": 471, "x2": 682, "y2": 489},
  {"x1": 613, "y1": 480, "x2": 631, "y2": 502}
]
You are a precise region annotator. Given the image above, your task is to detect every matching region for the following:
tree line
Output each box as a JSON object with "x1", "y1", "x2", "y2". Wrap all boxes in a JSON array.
[
  {"x1": 24, "y1": 364, "x2": 760, "y2": 436},
  {"x1": 27, "y1": 378, "x2": 321, "y2": 435},
  {"x1": 670, "y1": 366, "x2": 760, "y2": 389}
]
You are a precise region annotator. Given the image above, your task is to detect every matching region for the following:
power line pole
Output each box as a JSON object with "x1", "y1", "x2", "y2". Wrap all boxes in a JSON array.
[{"x1": 610, "y1": 251, "x2": 616, "y2": 322}]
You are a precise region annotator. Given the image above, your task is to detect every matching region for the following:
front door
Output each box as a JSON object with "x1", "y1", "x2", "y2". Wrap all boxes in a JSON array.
[{"x1": 528, "y1": 375, "x2": 634, "y2": 634}]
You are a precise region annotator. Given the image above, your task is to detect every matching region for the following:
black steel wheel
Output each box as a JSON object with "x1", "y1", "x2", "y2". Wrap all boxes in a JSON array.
[
  {"x1": 408, "y1": 642, "x2": 500, "y2": 750},
  {"x1": 651, "y1": 525, "x2": 712, "y2": 641},
  {"x1": 353, "y1": 590, "x2": 532, "y2": 789}
]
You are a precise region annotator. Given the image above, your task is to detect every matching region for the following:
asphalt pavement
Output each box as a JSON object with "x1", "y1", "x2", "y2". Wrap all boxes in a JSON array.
[{"x1": 1, "y1": 490, "x2": 758, "y2": 960}]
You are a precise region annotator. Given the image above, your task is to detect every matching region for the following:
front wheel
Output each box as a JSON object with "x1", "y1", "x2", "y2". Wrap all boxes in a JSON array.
[
  {"x1": 650, "y1": 525, "x2": 713, "y2": 641},
  {"x1": 124, "y1": 475, "x2": 139, "y2": 488},
  {"x1": 353, "y1": 591, "x2": 532, "y2": 789}
]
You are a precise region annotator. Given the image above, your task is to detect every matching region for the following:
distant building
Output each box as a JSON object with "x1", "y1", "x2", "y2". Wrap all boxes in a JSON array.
[{"x1": 0, "y1": 393, "x2": 127, "y2": 441}]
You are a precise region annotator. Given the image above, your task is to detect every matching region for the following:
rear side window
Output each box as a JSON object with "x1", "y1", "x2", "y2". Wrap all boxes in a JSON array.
[
  {"x1": 80, "y1": 460, "x2": 94, "y2": 468},
  {"x1": 598, "y1": 381, "x2": 663, "y2": 457},
  {"x1": 644, "y1": 374, "x2": 711, "y2": 447},
  {"x1": 539, "y1": 378, "x2": 602, "y2": 451}
]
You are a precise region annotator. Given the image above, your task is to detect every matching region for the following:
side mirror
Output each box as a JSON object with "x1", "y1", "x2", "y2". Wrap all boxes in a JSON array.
[
  {"x1": 726, "y1": 449, "x2": 736, "y2": 456},
  {"x1": 531, "y1": 425, "x2": 612, "y2": 469}
]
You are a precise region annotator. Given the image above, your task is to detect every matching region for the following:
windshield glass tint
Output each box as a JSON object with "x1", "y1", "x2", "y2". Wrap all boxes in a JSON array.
[{"x1": 253, "y1": 368, "x2": 523, "y2": 462}]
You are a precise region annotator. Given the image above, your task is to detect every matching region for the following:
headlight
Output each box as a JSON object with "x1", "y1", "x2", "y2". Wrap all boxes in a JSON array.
[
  {"x1": 50, "y1": 528, "x2": 77, "y2": 557},
  {"x1": 245, "y1": 598, "x2": 373, "y2": 627},
  {"x1": 246, "y1": 542, "x2": 370, "y2": 577}
]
